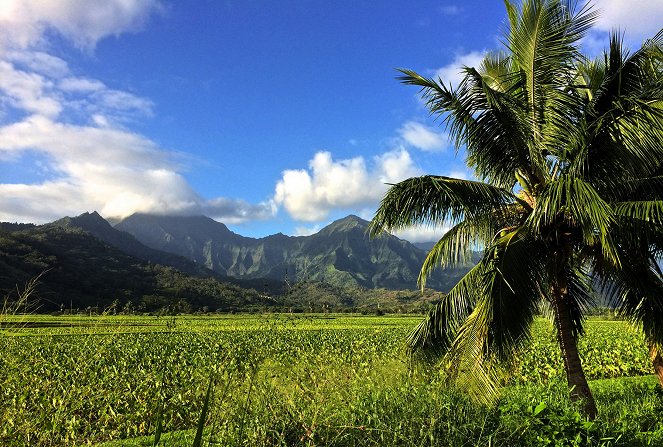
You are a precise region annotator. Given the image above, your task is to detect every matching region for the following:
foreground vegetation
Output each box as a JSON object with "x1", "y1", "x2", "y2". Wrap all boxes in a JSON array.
[{"x1": 1, "y1": 315, "x2": 661, "y2": 446}]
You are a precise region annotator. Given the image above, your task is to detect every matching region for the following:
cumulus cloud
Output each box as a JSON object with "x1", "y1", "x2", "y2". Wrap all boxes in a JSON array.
[
  {"x1": 0, "y1": 0, "x2": 272, "y2": 225},
  {"x1": 433, "y1": 51, "x2": 485, "y2": 88},
  {"x1": 398, "y1": 121, "x2": 450, "y2": 152},
  {"x1": 0, "y1": 115, "x2": 274, "y2": 224},
  {"x1": 592, "y1": 0, "x2": 663, "y2": 42},
  {"x1": 0, "y1": 0, "x2": 163, "y2": 51},
  {"x1": 274, "y1": 149, "x2": 421, "y2": 222}
]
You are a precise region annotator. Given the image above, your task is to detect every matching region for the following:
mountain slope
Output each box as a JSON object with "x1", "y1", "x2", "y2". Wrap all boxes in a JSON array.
[
  {"x1": 48, "y1": 211, "x2": 215, "y2": 278},
  {"x1": 116, "y1": 214, "x2": 470, "y2": 291},
  {"x1": 0, "y1": 223, "x2": 264, "y2": 312}
]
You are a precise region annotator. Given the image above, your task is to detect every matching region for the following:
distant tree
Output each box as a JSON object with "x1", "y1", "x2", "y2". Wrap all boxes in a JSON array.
[{"x1": 371, "y1": 0, "x2": 663, "y2": 418}]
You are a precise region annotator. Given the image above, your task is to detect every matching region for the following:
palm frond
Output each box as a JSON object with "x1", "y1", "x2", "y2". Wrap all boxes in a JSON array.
[
  {"x1": 397, "y1": 66, "x2": 533, "y2": 189},
  {"x1": 505, "y1": 0, "x2": 597, "y2": 159},
  {"x1": 593, "y1": 254, "x2": 663, "y2": 345},
  {"x1": 465, "y1": 228, "x2": 546, "y2": 361},
  {"x1": 564, "y1": 264, "x2": 596, "y2": 338},
  {"x1": 431, "y1": 229, "x2": 548, "y2": 402},
  {"x1": 418, "y1": 203, "x2": 526, "y2": 286},
  {"x1": 527, "y1": 174, "x2": 618, "y2": 264},
  {"x1": 460, "y1": 66, "x2": 536, "y2": 188},
  {"x1": 407, "y1": 261, "x2": 485, "y2": 358},
  {"x1": 614, "y1": 201, "x2": 663, "y2": 225},
  {"x1": 570, "y1": 30, "x2": 663, "y2": 185},
  {"x1": 369, "y1": 176, "x2": 516, "y2": 236}
]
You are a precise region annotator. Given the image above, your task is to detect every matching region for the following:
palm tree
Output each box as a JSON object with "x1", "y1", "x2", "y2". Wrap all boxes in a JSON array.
[{"x1": 370, "y1": 0, "x2": 663, "y2": 419}]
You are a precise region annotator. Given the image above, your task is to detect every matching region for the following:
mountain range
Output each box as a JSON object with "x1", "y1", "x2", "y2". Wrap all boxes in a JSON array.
[
  {"x1": 0, "y1": 211, "x2": 472, "y2": 312},
  {"x1": 114, "y1": 213, "x2": 467, "y2": 291},
  {"x1": 0, "y1": 218, "x2": 264, "y2": 312}
]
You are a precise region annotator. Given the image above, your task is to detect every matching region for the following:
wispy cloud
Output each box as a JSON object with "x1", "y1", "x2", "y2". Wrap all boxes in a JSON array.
[
  {"x1": 439, "y1": 5, "x2": 461, "y2": 16},
  {"x1": 398, "y1": 121, "x2": 450, "y2": 152},
  {"x1": 433, "y1": 50, "x2": 485, "y2": 88},
  {"x1": 274, "y1": 149, "x2": 421, "y2": 222},
  {"x1": 0, "y1": 0, "x2": 164, "y2": 51}
]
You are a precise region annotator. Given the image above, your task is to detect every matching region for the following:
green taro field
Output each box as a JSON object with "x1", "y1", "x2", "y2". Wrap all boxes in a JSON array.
[{"x1": 1, "y1": 314, "x2": 663, "y2": 447}]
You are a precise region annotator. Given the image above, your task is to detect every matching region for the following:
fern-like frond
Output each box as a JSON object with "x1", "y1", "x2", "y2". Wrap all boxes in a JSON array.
[
  {"x1": 527, "y1": 174, "x2": 618, "y2": 264},
  {"x1": 370, "y1": 176, "x2": 516, "y2": 236}
]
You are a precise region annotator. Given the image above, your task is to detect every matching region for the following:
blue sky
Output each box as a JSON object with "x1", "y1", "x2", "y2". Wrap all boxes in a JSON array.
[{"x1": 0, "y1": 1, "x2": 660, "y2": 241}]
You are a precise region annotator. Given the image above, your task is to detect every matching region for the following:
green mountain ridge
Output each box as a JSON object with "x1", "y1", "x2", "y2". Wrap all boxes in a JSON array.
[
  {"x1": 0, "y1": 222, "x2": 265, "y2": 312},
  {"x1": 115, "y1": 213, "x2": 470, "y2": 291},
  {"x1": 48, "y1": 212, "x2": 214, "y2": 278},
  {"x1": 0, "y1": 211, "x2": 473, "y2": 313},
  {"x1": 0, "y1": 215, "x2": 448, "y2": 313}
]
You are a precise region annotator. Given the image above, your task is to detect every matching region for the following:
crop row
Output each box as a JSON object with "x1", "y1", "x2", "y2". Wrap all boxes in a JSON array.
[{"x1": 0, "y1": 316, "x2": 655, "y2": 446}]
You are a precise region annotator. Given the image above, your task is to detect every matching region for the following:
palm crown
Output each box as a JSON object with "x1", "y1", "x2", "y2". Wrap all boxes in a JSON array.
[{"x1": 370, "y1": 0, "x2": 663, "y2": 418}]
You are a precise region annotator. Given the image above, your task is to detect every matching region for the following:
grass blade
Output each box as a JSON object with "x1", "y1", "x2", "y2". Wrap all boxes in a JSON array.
[{"x1": 192, "y1": 373, "x2": 215, "y2": 447}]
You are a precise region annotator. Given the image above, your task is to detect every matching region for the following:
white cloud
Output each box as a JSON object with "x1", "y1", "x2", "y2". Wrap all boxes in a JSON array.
[
  {"x1": 580, "y1": 1, "x2": 663, "y2": 56},
  {"x1": 433, "y1": 51, "x2": 485, "y2": 88},
  {"x1": 592, "y1": 0, "x2": 663, "y2": 42},
  {"x1": 59, "y1": 77, "x2": 105, "y2": 93},
  {"x1": 202, "y1": 198, "x2": 276, "y2": 224},
  {"x1": 0, "y1": 181, "x2": 81, "y2": 223},
  {"x1": 0, "y1": 60, "x2": 62, "y2": 117},
  {"x1": 95, "y1": 89, "x2": 154, "y2": 117},
  {"x1": 398, "y1": 121, "x2": 450, "y2": 152},
  {"x1": 448, "y1": 169, "x2": 471, "y2": 180},
  {"x1": 0, "y1": 0, "x2": 271, "y2": 226},
  {"x1": 0, "y1": 54, "x2": 153, "y2": 123},
  {"x1": 0, "y1": 0, "x2": 163, "y2": 51},
  {"x1": 274, "y1": 149, "x2": 421, "y2": 222},
  {"x1": 393, "y1": 225, "x2": 450, "y2": 243},
  {"x1": 6, "y1": 51, "x2": 70, "y2": 77},
  {"x1": 0, "y1": 115, "x2": 274, "y2": 224},
  {"x1": 294, "y1": 224, "x2": 322, "y2": 237}
]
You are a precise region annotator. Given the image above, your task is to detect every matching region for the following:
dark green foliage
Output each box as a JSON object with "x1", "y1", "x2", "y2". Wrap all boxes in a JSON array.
[{"x1": 0, "y1": 225, "x2": 263, "y2": 312}]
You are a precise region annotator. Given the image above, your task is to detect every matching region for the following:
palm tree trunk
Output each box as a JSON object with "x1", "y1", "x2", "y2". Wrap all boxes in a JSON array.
[
  {"x1": 551, "y1": 282, "x2": 598, "y2": 419},
  {"x1": 649, "y1": 343, "x2": 663, "y2": 387}
]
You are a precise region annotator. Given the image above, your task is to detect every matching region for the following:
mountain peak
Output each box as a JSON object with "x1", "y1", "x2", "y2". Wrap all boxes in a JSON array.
[
  {"x1": 321, "y1": 215, "x2": 370, "y2": 233},
  {"x1": 77, "y1": 210, "x2": 106, "y2": 222},
  {"x1": 339, "y1": 214, "x2": 368, "y2": 224},
  {"x1": 50, "y1": 211, "x2": 111, "y2": 231}
]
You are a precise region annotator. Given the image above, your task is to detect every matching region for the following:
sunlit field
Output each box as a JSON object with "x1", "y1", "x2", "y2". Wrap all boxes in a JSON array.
[{"x1": 1, "y1": 314, "x2": 662, "y2": 446}]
